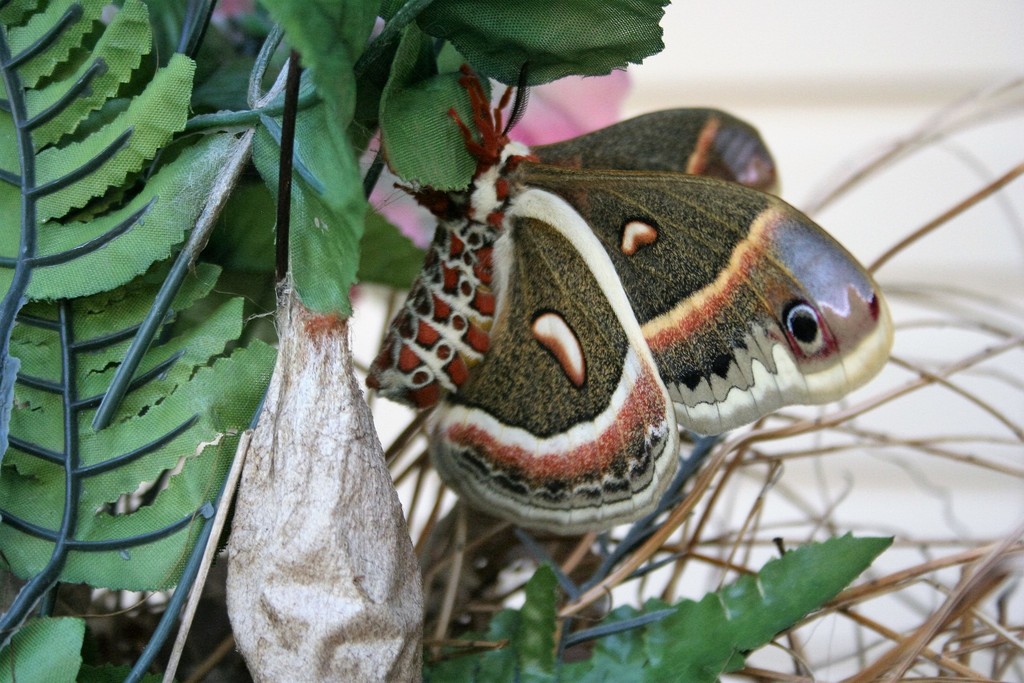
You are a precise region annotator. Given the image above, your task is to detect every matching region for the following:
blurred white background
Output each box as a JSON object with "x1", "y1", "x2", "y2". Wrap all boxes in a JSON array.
[
  {"x1": 628, "y1": 1, "x2": 1023, "y2": 280},
  {"x1": 628, "y1": 1, "x2": 1022, "y2": 216}
]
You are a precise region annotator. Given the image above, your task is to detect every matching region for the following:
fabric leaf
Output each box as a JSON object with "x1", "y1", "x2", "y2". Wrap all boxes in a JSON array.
[
  {"x1": 33, "y1": 52, "x2": 195, "y2": 222},
  {"x1": 255, "y1": 0, "x2": 379, "y2": 315},
  {"x1": 258, "y1": 0, "x2": 379, "y2": 125},
  {"x1": 565, "y1": 535, "x2": 892, "y2": 681},
  {"x1": 416, "y1": 0, "x2": 668, "y2": 85},
  {"x1": 0, "y1": 616, "x2": 84, "y2": 683},
  {"x1": 0, "y1": 265, "x2": 275, "y2": 600},
  {"x1": 27, "y1": 0, "x2": 153, "y2": 148},
  {"x1": 5, "y1": 0, "x2": 109, "y2": 89},
  {"x1": 379, "y1": 24, "x2": 487, "y2": 190},
  {"x1": 0, "y1": 2, "x2": 227, "y2": 464},
  {"x1": 252, "y1": 95, "x2": 366, "y2": 316},
  {"x1": 26, "y1": 133, "x2": 237, "y2": 299},
  {"x1": 424, "y1": 536, "x2": 890, "y2": 681}
]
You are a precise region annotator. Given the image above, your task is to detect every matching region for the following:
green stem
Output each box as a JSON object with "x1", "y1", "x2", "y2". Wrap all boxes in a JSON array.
[{"x1": 183, "y1": 87, "x2": 320, "y2": 133}]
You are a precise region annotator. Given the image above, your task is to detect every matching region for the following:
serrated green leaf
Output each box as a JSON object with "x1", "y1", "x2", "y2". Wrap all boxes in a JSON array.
[
  {"x1": 379, "y1": 24, "x2": 488, "y2": 189},
  {"x1": 27, "y1": 0, "x2": 153, "y2": 147},
  {"x1": 23, "y1": 132, "x2": 239, "y2": 300},
  {"x1": 33, "y1": 52, "x2": 195, "y2": 222},
  {"x1": 433, "y1": 537, "x2": 891, "y2": 682},
  {"x1": 6, "y1": 0, "x2": 109, "y2": 89},
  {"x1": 425, "y1": 565, "x2": 559, "y2": 681},
  {"x1": 519, "y1": 564, "x2": 558, "y2": 678},
  {"x1": 730, "y1": 534, "x2": 893, "y2": 653},
  {"x1": 379, "y1": 0, "x2": 405, "y2": 20},
  {"x1": 358, "y1": 208, "x2": 426, "y2": 288},
  {"x1": 8, "y1": 263, "x2": 221, "y2": 461},
  {"x1": 0, "y1": 264, "x2": 275, "y2": 590},
  {"x1": 0, "y1": 616, "x2": 84, "y2": 683},
  {"x1": 0, "y1": 1, "x2": 37, "y2": 29},
  {"x1": 15, "y1": 262, "x2": 229, "y2": 445},
  {"x1": 0, "y1": 106, "x2": 17, "y2": 172},
  {"x1": 561, "y1": 605, "x2": 653, "y2": 682},
  {"x1": 425, "y1": 607, "x2": 522, "y2": 681},
  {"x1": 1, "y1": 340, "x2": 274, "y2": 590},
  {"x1": 0, "y1": 1, "x2": 204, "y2": 469},
  {"x1": 562, "y1": 535, "x2": 892, "y2": 682},
  {"x1": 416, "y1": 0, "x2": 668, "y2": 85}
]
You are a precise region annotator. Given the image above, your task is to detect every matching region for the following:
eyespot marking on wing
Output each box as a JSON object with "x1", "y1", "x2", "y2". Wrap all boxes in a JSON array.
[
  {"x1": 621, "y1": 219, "x2": 659, "y2": 255},
  {"x1": 532, "y1": 311, "x2": 586, "y2": 388},
  {"x1": 783, "y1": 300, "x2": 834, "y2": 358}
]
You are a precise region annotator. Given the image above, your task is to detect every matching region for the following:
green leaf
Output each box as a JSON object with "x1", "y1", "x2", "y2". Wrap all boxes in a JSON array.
[
  {"x1": 416, "y1": 0, "x2": 669, "y2": 85},
  {"x1": 0, "y1": 617, "x2": 84, "y2": 683},
  {"x1": 566, "y1": 605, "x2": 651, "y2": 681},
  {"x1": 5, "y1": 0, "x2": 109, "y2": 89},
  {"x1": 425, "y1": 564, "x2": 559, "y2": 681},
  {"x1": 24, "y1": 132, "x2": 240, "y2": 300},
  {"x1": 26, "y1": 0, "x2": 153, "y2": 148},
  {"x1": 0, "y1": 266, "x2": 275, "y2": 591},
  {"x1": 564, "y1": 535, "x2": 892, "y2": 682},
  {"x1": 518, "y1": 564, "x2": 558, "y2": 680},
  {"x1": 426, "y1": 537, "x2": 890, "y2": 681},
  {"x1": 253, "y1": 97, "x2": 366, "y2": 315},
  {"x1": 253, "y1": 0, "x2": 381, "y2": 314},
  {"x1": 358, "y1": 208, "x2": 426, "y2": 288},
  {"x1": 259, "y1": 0, "x2": 379, "y2": 124},
  {"x1": 33, "y1": 52, "x2": 196, "y2": 222},
  {"x1": 426, "y1": 609, "x2": 519, "y2": 682},
  {"x1": 0, "y1": 0, "x2": 198, "y2": 503},
  {"x1": 379, "y1": 24, "x2": 488, "y2": 189}
]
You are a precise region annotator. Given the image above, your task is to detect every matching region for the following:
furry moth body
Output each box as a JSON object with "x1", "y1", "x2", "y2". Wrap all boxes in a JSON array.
[{"x1": 368, "y1": 75, "x2": 893, "y2": 534}]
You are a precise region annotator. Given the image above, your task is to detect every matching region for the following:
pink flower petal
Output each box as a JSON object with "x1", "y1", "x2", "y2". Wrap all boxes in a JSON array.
[{"x1": 511, "y1": 70, "x2": 631, "y2": 145}]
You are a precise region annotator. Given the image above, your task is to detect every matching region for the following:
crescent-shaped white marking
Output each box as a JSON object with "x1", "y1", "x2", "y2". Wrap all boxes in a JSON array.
[
  {"x1": 432, "y1": 188, "x2": 681, "y2": 533},
  {"x1": 532, "y1": 312, "x2": 585, "y2": 387}
]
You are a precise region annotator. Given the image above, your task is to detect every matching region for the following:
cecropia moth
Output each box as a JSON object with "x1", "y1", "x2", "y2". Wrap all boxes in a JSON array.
[{"x1": 368, "y1": 71, "x2": 892, "y2": 534}]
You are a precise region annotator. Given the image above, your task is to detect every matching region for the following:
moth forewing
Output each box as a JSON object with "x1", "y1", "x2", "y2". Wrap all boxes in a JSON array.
[
  {"x1": 428, "y1": 189, "x2": 680, "y2": 534},
  {"x1": 513, "y1": 164, "x2": 893, "y2": 435}
]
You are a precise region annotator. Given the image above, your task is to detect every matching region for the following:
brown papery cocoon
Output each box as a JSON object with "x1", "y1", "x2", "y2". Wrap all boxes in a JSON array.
[{"x1": 227, "y1": 287, "x2": 422, "y2": 681}]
